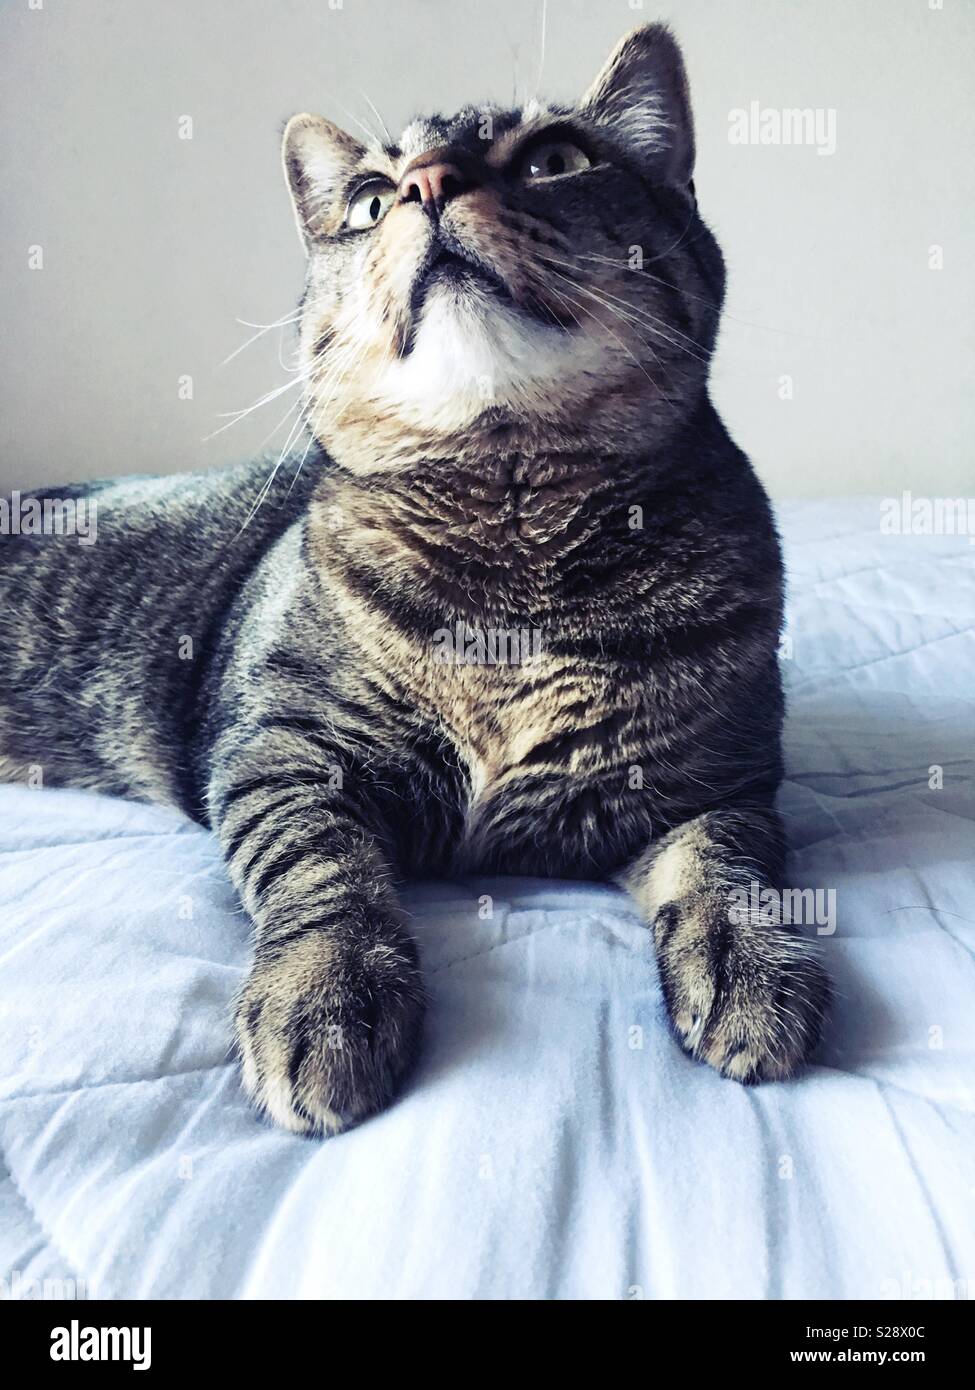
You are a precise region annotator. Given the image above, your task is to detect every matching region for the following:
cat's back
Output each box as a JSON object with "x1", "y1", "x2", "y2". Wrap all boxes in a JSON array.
[
  {"x1": 0, "y1": 454, "x2": 324, "y2": 806},
  {"x1": 1, "y1": 454, "x2": 320, "y2": 563},
  {"x1": 0, "y1": 455, "x2": 325, "y2": 643}
]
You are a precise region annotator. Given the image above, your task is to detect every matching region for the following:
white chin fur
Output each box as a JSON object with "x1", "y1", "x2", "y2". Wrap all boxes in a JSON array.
[{"x1": 368, "y1": 283, "x2": 606, "y2": 432}]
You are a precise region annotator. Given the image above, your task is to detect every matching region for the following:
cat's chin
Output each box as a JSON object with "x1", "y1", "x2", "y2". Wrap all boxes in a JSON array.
[{"x1": 368, "y1": 281, "x2": 607, "y2": 432}]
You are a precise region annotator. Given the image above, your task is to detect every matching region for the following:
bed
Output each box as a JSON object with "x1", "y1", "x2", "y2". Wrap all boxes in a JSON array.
[{"x1": 1, "y1": 496, "x2": 972, "y2": 1300}]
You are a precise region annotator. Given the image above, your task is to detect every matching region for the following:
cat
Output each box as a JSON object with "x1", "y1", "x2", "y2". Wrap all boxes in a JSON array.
[{"x1": 0, "y1": 24, "x2": 829, "y2": 1136}]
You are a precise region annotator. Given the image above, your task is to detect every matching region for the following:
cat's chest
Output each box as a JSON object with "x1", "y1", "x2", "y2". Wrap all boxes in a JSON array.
[
  {"x1": 414, "y1": 648, "x2": 646, "y2": 876},
  {"x1": 416, "y1": 644, "x2": 620, "y2": 804},
  {"x1": 426, "y1": 652, "x2": 562, "y2": 783}
]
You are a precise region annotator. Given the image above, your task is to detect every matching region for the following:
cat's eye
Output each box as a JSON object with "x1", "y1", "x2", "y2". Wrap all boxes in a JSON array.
[
  {"x1": 345, "y1": 182, "x2": 396, "y2": 231},
  {"x1": 519, "y1": 138, "x2": 592, "y2": 181}
]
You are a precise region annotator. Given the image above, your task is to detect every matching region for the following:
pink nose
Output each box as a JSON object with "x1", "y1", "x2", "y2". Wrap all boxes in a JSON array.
[{"x1": 398, "y1": 161, "x2": 469, "y2": 211}]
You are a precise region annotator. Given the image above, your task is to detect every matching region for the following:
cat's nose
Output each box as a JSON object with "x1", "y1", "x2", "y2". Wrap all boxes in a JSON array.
[{"x1": 398, "y1": 159, "x2": 471, "y2": 213}]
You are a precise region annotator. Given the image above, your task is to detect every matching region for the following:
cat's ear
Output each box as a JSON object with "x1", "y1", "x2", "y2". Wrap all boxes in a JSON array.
[
  {"x1": 282, "y1": 114, "x2": 364, "y2": 248},
  {"x1": 582, "y1": 24, "x2": 695, "y2": 186}
]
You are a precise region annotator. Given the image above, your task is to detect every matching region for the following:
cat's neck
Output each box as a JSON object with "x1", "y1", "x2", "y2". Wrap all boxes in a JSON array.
[{"x1": 306, "y1": 443, "x2": 660, "y2": 624}]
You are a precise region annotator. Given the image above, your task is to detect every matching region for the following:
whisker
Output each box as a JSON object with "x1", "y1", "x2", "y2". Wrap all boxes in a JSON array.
[
  {"x1": 645, "y1": 201, "x2": 702, "y2": 264},
  {"x1": 233, "y1": 403, "x2": 314, "y2": 539},
  {"x1": 575, "y1": 251, "x2": 722, "y2": 308},
  {"x1": 203, "y1": 374, "x2": 308, "y2": 442},
  {"x1": 542, "y1": 253, "x2": 713, "y2": 365},
  {"x1": 357, "y1": 90, "x2": 392, "y2": 146},
  {"x1": 537, "y1": 282, "x2": 585, "y2": 335},
  {"x1": 281, "y1": 339, "x2": 370, "y2": 503},
  {"x1": 574, "y1": 252, "x2": 823, "y2": 340},
  {"x1": 544, "y1": 264, "x2": 678, "y2": 375},
  {"x1": 253, "y1": 393, "x2": 307, "y2": 457},
  {"x1": 541, "y1": 274, "x2": 680, "y2": 412},
  {"x1": 221, "y1": 311, "x2": 302, "y2": 367},
  {"x1": 331, "y1": 95, "x2": 385, "y2": 150},
  {"x1": 235, "y1": 312, "x2": 302, "y2": 331},
  {"x1": 534, "y1": 0, "x2": 548, "y2": 99}
]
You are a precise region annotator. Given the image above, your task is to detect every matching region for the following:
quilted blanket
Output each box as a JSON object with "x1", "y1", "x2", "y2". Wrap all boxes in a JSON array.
[{"x1": 1, "y1": 496, "x2": 972, "y2": 1300}]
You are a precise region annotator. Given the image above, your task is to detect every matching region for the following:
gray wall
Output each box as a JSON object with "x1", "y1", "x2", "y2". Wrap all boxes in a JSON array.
[{"x1": 2, "y1": 0, "x2": 972, "y2": 497}]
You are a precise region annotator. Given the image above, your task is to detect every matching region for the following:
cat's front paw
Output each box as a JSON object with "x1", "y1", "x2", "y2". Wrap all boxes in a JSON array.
[
  {"x1": 234, "y1": 921, "x2": 425, "y2": 1136},
  {"x1": 653, "y1": 898, "x2": 829, "y2": 1083}
]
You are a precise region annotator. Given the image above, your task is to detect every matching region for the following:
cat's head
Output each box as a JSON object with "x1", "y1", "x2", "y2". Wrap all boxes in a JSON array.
[{"x1": 283, "y1": 23, "x2": 724, "y2": 471}]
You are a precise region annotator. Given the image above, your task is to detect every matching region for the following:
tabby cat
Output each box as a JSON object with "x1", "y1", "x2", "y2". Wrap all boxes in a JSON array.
[{"x1": 0, "y1": 24, "x2": 828, "y2": 1135}]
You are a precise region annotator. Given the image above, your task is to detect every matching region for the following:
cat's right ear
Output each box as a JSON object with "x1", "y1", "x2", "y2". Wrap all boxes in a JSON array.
[
  {"x1": 582, "y1": 24, "x2": 695, "y2": 187},
  {"x1": 282, "y1": 114, "x2": 364, "y2": 249}
]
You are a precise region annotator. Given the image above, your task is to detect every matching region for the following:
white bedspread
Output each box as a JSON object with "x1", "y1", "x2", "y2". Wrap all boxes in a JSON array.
[{"x1": 1, "y1": 497, "x2": 973, "y2": 1300}]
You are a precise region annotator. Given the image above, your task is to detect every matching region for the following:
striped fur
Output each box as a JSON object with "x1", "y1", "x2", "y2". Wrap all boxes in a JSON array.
[{"x1": 0, "y1": 26, "x2": 828, "y2": 1134}]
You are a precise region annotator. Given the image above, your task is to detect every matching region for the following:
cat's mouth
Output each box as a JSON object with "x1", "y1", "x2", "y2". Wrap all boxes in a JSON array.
[
  {"x1": 412, "y1": 243, "x2": 510, "y2": 313},
  {"x1": 404, "y1": 236, "x2": 575, "y2": 354}
]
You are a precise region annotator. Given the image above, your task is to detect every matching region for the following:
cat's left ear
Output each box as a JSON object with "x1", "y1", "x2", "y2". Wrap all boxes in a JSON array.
[
  {"x1": 582, "y1": 23, "x2": 695, "y2": 186},
  {"x1": 282, "y1": 113, "x2": 364, "y2": 249}
]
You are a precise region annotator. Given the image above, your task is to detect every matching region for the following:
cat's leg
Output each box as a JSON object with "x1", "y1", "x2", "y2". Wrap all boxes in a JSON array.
[
  {"x1": 213, "y1": 773, "x2": 423, "y2": 1136},
  {"x1": 619, "y1": 809, "x2": 829, "y2": 1081}
]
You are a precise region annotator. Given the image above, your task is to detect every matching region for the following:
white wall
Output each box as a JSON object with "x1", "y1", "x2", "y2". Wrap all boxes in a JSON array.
[{"x1": 2, "y1": 0, "x2": 972, "y2": 498}]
